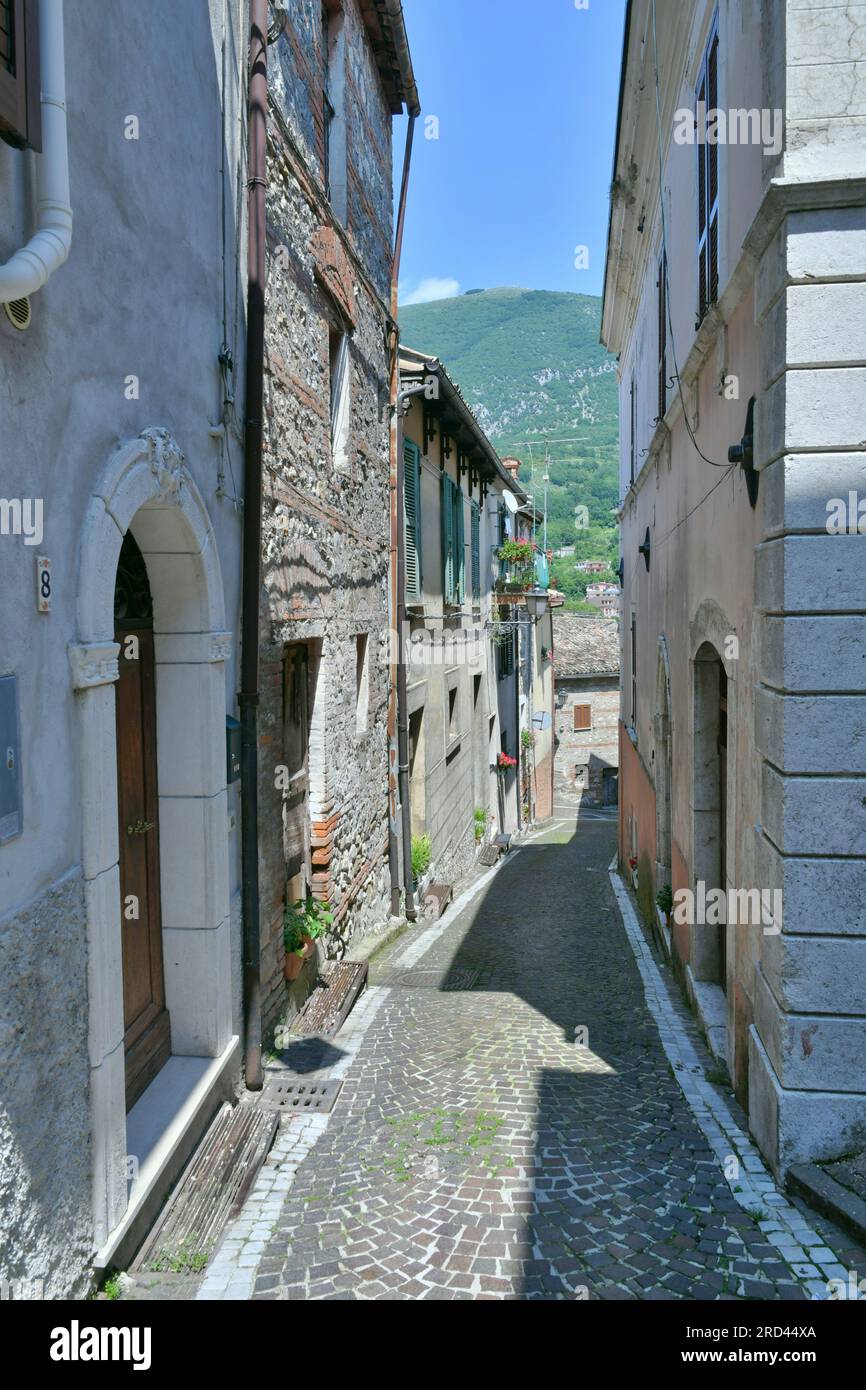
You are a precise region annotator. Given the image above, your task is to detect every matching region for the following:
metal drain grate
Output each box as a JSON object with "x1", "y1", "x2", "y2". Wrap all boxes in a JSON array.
[
  {"x1": 261, "y1": 1077, "x2": 344, "y2": 1114},
  {"x1": 392, "y1": 966, "x2": 481, "y2": 992}
]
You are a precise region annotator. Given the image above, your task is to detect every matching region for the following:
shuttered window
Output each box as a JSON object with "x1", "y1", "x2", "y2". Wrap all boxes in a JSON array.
[
  {"x1": 470, "y1": 500, "x2": 481, "y2": 601},
  {"x1": 441, "y1": 474, "x2": 464, "y2": 606},
  {"x1": 403, "y1": 438, "x2": 422, "y2": 604},
  {"x1": 573, "y1": 704, "x2": 592, "y2": 732},
  {"x1": 454, "y1": 483, "x2": 464, "y2": 604},
  {"x1": 0, "y1": 0, "x2": 40, "y2": 151},
  {"x1": 697, "y1": 15, "x2": 719, "y2": 324}
]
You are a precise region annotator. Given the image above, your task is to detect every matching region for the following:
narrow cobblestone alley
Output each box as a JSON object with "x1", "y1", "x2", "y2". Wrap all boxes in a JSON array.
[{"x1": 197, "y1": 817, "x2": 864, "y2": 1302}]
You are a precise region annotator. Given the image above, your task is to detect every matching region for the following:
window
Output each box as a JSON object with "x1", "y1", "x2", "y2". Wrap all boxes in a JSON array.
[
  {"x1": 441, "y1": 474, "x2": 464, "y2": 606},
  {"x1": 447, "y1": 685, "x2": 458, "y2": 739},
  {"x1": 328, "y1": 325, "x2": 350, "y2": 470},
  {"x1": 321, "y1": 3, "x2": 346, "y2": 220},
  {"x1": 0, "y1": 0, "x2": 40, "y2": 150},
  {"x1": 573, "y1": 703, "x2": 591, "y2": 732},
  {"x1": 403, "y1": 438, "x2": 422, "y2": 604},
  {"x1": 658, "y1": 251, "x2": 667, "y2": 423},
  {"x1": 697, "y1": 14, "x2": 720, "y2": 323},
  {"x1": 496, "y1": 619, "x2": 514, "y2": 681},
  {"x1": 470, "y1": 500, "x2": 481, "y2": 601},
  {"x1": 355, "y1": 634, "x2": 369, "y2": 734}
]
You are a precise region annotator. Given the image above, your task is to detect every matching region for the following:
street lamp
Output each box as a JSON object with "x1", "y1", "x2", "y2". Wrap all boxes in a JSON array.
[{"x1": 524, "y1": 588, "x2": 548, "y2": 622}]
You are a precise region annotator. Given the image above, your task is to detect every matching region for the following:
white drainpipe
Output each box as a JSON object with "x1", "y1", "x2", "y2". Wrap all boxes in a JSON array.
[{"x1": 0, "y1": 0, "x2": 72, "y2": 304}]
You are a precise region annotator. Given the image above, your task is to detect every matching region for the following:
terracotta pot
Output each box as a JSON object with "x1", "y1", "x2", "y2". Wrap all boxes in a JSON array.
[{"x1": 283, "y1": 935, "x2": 314, "y2": 983}]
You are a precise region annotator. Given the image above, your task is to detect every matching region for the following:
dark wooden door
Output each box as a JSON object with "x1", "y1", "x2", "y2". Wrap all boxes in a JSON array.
[
  {"x1": 115, "y1": 534, "x2": 170, "y2": 1110},
  {"x1": 718, "y1": 665, "x2": 728, "y2": 990}
]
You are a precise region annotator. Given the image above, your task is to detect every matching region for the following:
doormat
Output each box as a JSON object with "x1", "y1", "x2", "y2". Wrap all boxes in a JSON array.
[
  {"x1": 132, "y1": 1102, "x2": 278, "y2": 1276},
  {"x1": 288, "y1": 960, "x2": 367, "y2": 1037},
  {"x1": 259, "y1": 1077, "x2": 344, "y2": 1115}
]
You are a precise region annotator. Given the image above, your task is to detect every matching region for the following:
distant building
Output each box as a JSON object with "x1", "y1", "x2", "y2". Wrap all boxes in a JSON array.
[{"x1": 553, "y1": 617, "x2": 619, "y2": 807}]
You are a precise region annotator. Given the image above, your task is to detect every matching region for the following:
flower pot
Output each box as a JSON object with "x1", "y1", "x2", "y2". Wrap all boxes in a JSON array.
[{"x1": 283, "y1": 935, "x2": 314, "y2": 983}]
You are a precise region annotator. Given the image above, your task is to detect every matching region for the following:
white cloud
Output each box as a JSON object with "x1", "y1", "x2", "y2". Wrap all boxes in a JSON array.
[{"x1": 400, "y1": 277, "x2": 461, "y2": 307}]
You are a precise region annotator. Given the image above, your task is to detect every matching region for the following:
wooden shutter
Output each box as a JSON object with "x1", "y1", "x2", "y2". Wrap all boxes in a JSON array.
[
  {"x1": 470, "y1": 501, "x2": 481, "y2": 601},
  {"x1": 403, "y1": 438, "x2": 422, "y2": 604},
  {"x1": 573, "y1": 704, "x2": 591, "y2": 732},
  {"x1": 697, "y1": 16, "x2": 719, "y2": 323},
  {"x1": 658, "y1": 252, "x2": 667, "y2": 422},
  {"x1": 454, "y1": 485, "x2": 465, "y2": 604},
  {"x1": 629, "y1": 375, "x2": 636, "y2": 484},
  {"x1": 441, "y1": 473, "x2": 455, "y2": 605},
  {"x1": 0, "y1": 0, "x2": 40, "y2": 151}
]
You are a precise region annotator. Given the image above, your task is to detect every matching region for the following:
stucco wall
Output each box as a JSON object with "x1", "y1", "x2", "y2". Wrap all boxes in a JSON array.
[{"x1": 0, "y1": 0, "x2": 246, "y2": 1291}]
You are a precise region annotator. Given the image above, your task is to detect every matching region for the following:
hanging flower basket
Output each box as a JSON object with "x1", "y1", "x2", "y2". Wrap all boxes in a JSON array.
[{"x1": 496, "y1": 752, "x2": 517, "y2": 776}]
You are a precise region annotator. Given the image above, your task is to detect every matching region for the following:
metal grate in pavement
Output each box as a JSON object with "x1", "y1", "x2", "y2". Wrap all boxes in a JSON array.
[
  {"x1": 260, "y1": 1077, "x2": 344, "y2": 1114},
  {"x1": 392, "y1": 966, "x2": 481, "y2": 991}
]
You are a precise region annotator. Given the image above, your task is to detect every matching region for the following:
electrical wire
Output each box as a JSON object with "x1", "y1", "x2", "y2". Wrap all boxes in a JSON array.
[{"x1": 650, "y1": 0, "x2": 729, "y2": 468}]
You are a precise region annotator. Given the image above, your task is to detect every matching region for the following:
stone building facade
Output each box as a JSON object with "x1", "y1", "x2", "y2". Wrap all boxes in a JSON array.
[
  {"x1": 0, "y1": 0, "x2": 417, "y2": 1298},
  {"x1": 398, "y1": 349, "x2": 523, "y2": 885},
  {"x1": 603, "y1": 0, "x2": 866, "y2": 1175},
  {"x1": 257, "y1": 1, "x2": 416, "y2": 1030},
  {"x1": 553, "y1": 616, "x2": 619, "y2": 807}
]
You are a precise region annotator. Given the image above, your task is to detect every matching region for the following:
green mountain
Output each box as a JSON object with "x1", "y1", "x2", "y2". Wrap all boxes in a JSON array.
[{"x1": 399, "y1": 287, "x2": 620, "y2": 564}]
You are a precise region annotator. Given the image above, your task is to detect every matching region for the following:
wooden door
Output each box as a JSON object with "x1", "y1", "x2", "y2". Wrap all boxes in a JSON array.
[
  {"x1": 718, "y1": 664, "x2": 728, "y2": 990},
  {"x1": 115, "y1": 533, "x2": 171, "y2": 1110}
]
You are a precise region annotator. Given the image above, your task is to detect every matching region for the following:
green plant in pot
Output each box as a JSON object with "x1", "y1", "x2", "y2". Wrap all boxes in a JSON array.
[
  {"x1": 474, "y1": 807, "x2": 489, "y2": 843},
  {"x1": 283, "y1": 896, "x2": 333, "y2": 982},
  {"x1": 656, "y1": 882, "x2": 674, "y2": 918},
  {"x1": 411, "y1": 833, "x2": 431, "y2": 882}
]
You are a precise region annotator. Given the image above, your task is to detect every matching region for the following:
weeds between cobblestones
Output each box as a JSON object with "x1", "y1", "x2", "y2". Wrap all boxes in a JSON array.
[{"x1": 196, "y1": 818, "x2": 865, "y2": 1302}]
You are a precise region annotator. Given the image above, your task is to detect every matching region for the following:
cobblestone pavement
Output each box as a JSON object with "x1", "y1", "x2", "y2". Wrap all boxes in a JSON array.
[{"x1": 198, "y1": 816, "x2": 864, "y2": 1302}]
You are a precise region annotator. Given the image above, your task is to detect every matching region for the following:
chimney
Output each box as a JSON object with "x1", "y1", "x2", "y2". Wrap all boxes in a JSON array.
[{"x1": 501, "y1": 456, "x2": 522, "y2": 481}]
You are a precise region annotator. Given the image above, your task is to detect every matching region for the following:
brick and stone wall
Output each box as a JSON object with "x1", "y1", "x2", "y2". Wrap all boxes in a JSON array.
[{"x1": 259, "y1": 1, "x2": 396, "y2": 1035}]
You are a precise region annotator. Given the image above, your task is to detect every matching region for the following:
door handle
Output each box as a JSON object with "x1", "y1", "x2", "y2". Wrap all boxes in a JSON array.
[{"x1": 127, "y1": 819, "x2": 155, "y2": 836}]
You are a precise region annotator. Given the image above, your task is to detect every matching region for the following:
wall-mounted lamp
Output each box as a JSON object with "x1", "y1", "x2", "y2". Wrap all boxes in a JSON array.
[
  {"x1": 638, "y1": 527, "x2": 651, "y2": 572},
  {"x1": 728, "y1": 397, "x2": 758, "y2": 508}
]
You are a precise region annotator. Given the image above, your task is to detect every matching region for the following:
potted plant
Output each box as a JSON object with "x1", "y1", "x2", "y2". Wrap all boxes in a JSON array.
[
  {"x1": 474, "y1": 807, "x2": 490, "y2": 844},
  {"x1": 283, "y1": 896, "x2": 333, "y2": 982},
  {"x1": 411, "y1": 833, "x2": 431, "y2": 886},
  {"x1": 656, "y1": 882, "x2": 673, "y2": 923},
  {"x1": 496, "y1": 539, "x2": 535, "y2": 590},
  {"x1": 496, "y1": 751, "x2": 517, "y2": 776}
]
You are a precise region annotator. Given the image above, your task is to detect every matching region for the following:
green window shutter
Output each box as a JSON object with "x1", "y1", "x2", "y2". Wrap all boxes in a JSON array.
[
  {"x1": 403, "y1": 438, "x2": 422, "y2": 603},
  {"x1": 454, "y1": 486, "x2": 465, "y2": 604},
  {"x1": 471, "y1": 501, "x2": 481, "y2": 601},
  {"x1": 441, "y1": 473, "x2": 454, "y2": 604}
]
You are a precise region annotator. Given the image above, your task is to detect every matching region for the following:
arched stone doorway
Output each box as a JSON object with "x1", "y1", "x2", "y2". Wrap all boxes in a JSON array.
[
  {"x1": 655, "y1": 636, "x2": 673, "y2": 894},
  {"x1": 70, "y1": 429, "x2": 234, "y2": 1250},
  {"x1": 692, "y1": 640, "x2": 728, "y2": 988}
]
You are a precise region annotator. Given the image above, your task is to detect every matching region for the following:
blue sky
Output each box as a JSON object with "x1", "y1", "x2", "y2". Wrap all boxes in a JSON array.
[{"x1": 395, "y1": 0, "x2": 628, "y2": 306}]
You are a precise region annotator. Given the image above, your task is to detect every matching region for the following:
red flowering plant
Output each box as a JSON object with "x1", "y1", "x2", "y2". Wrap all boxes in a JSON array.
[{"x1": 496, "y1": 751, "x2": 518, "y2": 775}]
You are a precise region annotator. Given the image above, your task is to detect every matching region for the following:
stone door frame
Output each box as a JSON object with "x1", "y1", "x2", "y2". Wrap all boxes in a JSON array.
[{"x1": 70, "y1": 428, "x2": 233, "y2": 1249}]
